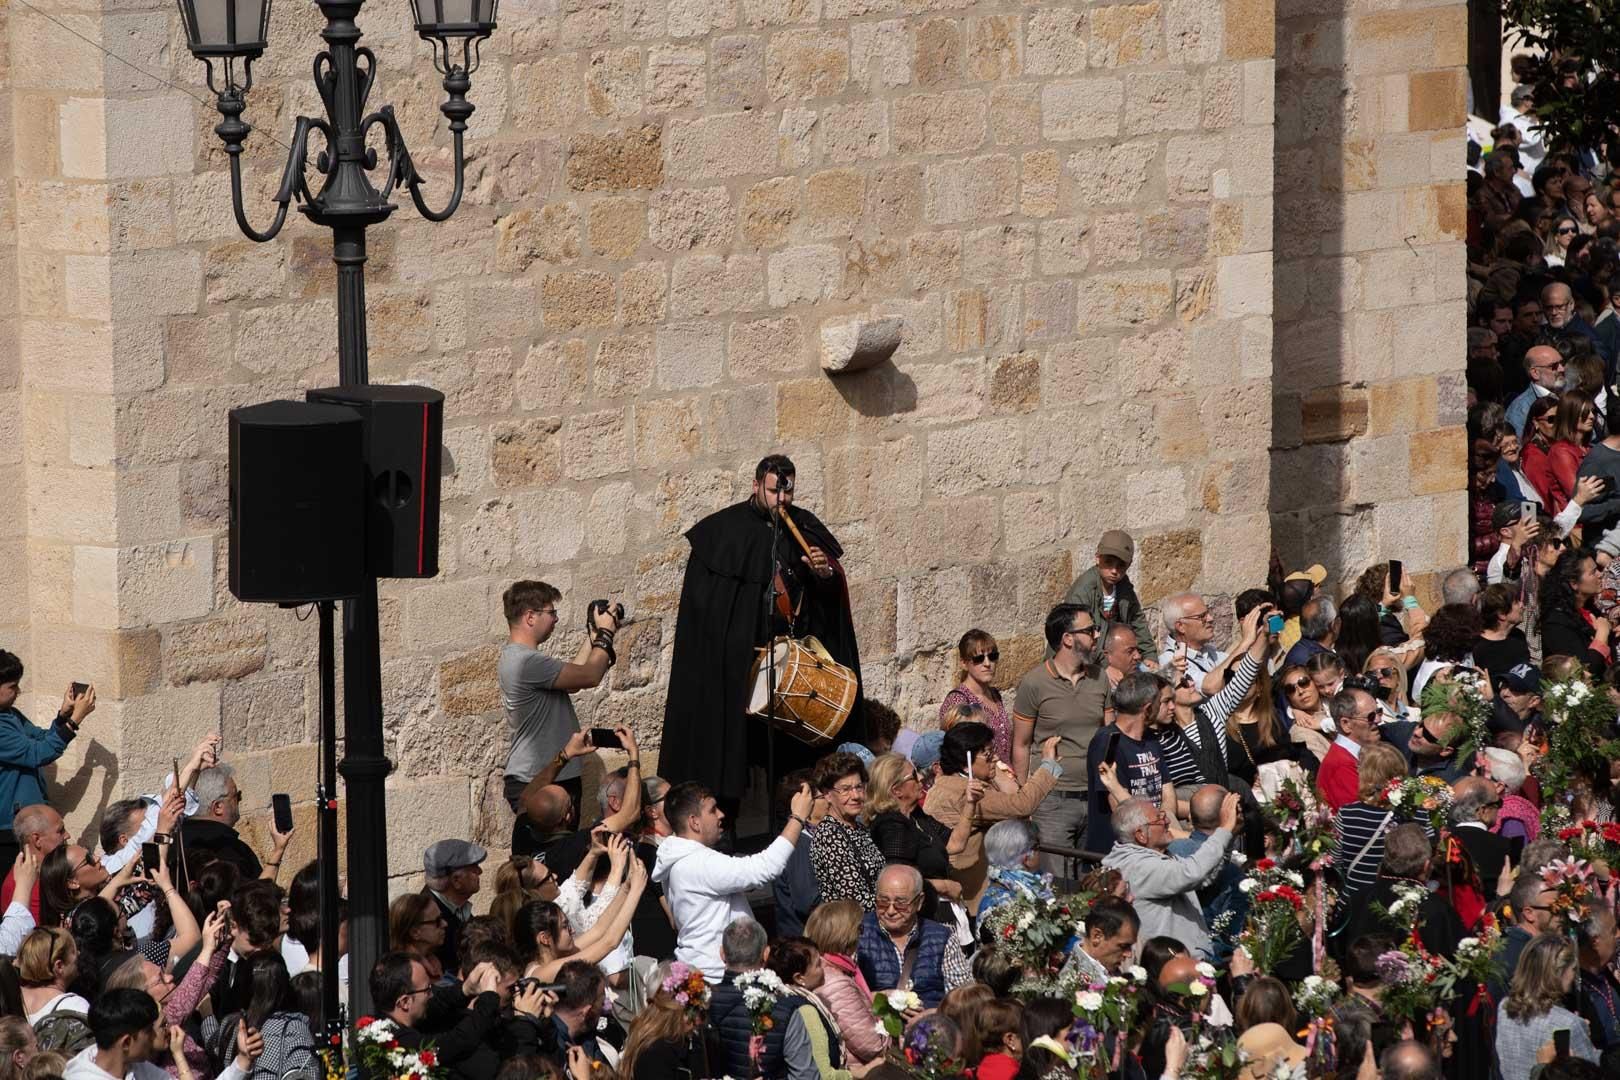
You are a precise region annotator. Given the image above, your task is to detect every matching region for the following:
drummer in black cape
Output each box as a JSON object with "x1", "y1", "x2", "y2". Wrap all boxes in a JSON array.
[{"x1": 659, "y1": 453, "x2": 864, "y2": 817}]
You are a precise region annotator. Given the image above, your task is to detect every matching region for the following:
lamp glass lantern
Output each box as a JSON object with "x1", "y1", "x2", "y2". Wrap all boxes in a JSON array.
[
  {"x1": 176, "y1": 0, "x2": 272, "y2": 59},
  {"x1": 409, "y1": 0, "x2": 498, "y2": 73}
]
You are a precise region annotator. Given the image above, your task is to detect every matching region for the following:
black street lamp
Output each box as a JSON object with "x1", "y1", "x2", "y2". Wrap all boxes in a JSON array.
[{"x1": 176, "y1": 0, "x2": 497, "y2": 1023}]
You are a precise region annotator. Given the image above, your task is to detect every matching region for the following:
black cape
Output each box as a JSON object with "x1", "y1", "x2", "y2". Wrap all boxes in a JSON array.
[{"x1": 659, "y1": 499, "x2": 863, "y2": 799}]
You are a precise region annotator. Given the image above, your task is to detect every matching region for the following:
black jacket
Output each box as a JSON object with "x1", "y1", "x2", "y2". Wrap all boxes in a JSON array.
[
  {"x1": 1541, "y1": 604, "x2": 1606, "y2": 676},
  {"x1": 427, "y1": 891, "x2": 467, "y2": 977},
  {"x1": 403, "y1": 989, "x2": 504, "y2": 1080},
  {"x1": 179, "y1": 819, "x2": 262, "y2": 879}
]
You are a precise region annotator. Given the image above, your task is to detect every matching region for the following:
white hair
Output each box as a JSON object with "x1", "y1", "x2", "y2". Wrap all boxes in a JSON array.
[
  {"x1": 1441, "y1": 568, "x2": 1481, "y2": 607},
  {"x1": 1483, "y1": 747, "x2": 1527, "y2": 793},
  {"x1": 194, "y1": 764, "x2": 235, "y2": 811},
  {"x1": 1159, "y1": 593, "x2": 1199, "y2": 631},
  {"x1": 984, "y1": 819, "x2": 1038, "y2": 869},
  {"x1": 1112, "y1": 799, "x2": 1155, "y2": 841}
]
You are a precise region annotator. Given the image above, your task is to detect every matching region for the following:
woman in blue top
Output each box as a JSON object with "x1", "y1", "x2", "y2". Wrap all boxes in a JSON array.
[{"x1": 0, "y1": 652, "x2": 92, "y2": 867}]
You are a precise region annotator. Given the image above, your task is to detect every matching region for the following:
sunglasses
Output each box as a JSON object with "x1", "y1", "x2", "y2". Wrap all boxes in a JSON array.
[
  {"x1": 1369, "y1": 667, "x2": 1398, "y2": 678},
  {"x1": 1285, "y1": 679, "x2": 1312, "y2": 691},
  {"x1": 1558, "y1": 226, "x2": 1579, "y2": 235},
  {"x1": 875, "y1": 896, "x2": 919, "y2": 910},
  {"x1": 968, "y1": 651, "x2": 999, "y2": 664}
]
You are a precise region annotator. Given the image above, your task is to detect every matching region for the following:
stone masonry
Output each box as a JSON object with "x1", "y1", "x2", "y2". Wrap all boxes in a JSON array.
[{"x1": 0, "y1": 0, "x2": 1461, "y2": 885}]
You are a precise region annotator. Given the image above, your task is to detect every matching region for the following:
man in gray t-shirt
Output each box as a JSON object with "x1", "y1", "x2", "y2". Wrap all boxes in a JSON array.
[{"x1": 499, "y1": 580, "x2": 620, "y2": 812}]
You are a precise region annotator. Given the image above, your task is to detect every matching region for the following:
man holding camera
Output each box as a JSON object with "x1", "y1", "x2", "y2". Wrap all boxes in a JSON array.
[{"x1": 499, "y1": 581, "x2": 622, "y2": 834}]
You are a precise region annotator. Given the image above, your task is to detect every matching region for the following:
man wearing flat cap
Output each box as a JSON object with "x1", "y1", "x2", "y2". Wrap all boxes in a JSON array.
[{"x1": 423, "y1": 839, "x2": 487, "y2": 976}]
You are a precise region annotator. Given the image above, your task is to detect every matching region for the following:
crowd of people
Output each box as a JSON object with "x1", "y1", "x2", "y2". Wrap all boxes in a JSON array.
[{"x1": 11, "y1": 491, "x2": 1620, "y2": 1080}]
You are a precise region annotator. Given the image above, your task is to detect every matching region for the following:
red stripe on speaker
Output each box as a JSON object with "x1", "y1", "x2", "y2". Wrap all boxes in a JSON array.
[{"x1": 418, "y1": 403, "x2": 429, "y2": 575}]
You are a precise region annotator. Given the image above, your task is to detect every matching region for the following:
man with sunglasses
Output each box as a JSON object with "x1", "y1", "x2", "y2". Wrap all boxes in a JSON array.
[
  {"x1": 1317, "y1": 687, "x2": 1384, "y2": 811},
  {"x1": 1507, "y1": 345, "x2": 1568, "y2": 437},
  {"x1": 1013, "y1": 603, "x2": 1112, "y2": 873}
]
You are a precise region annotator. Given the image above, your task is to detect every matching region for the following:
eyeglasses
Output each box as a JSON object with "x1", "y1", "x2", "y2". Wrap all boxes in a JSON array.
[
  {"x1": 418, "y1": 915, "x2": 448, "y2": 928},
  {"x1": 1369, "y1": 667, "x2": 1398, "y2": 679},
  {"x1": 533, "y1": 607, "x2": 558, "y2": 618},
  {"x1": 968, "y1": 651, "x2": 1000, "y2": 664},
  {"x1": 1068, "y1": 625, "x2": 1098, "y2": 638},
  {"x1": 874, "y1": 896, "x2": 918, "y2": 910},
  {"x1": 1557, "y1": 227, "x2": 1579, "y2": 236},
  {"x1": 1350, "y1": 710, "x2": 1381, "y2": 724},
  {"x1": 76, "y1": 850, "x2": 98, "y2": 874},
  {"x1": 831, "y1": 782, "x2": 866, "y2": 795},
  {"x1": 1484, "y1": 799, "x2": 1503, "y2": 808},
  {"x1": 896, "y1": 772, "x2": 920, "y2": 787},
  {"x1": 1532, "y1": 358, "x2": 1566, "y2": 371},
  {"x1": 1178, "y1": 610, "x2": 1213, "y2": 623},
  {"x1": 1285, "y1": 679, "x2": 1312, "y2": 692},
  {"x1": 404, "y1": 985, "x2": 433, "y2": 999}
]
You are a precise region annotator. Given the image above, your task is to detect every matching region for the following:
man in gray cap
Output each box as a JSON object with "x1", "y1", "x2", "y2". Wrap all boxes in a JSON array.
[
  {"x1": 423, "y1": 839, "x2": 487, "y2": 975},
  {"x1": 1062, "y1": 530, "x2": 1153, "y2": 652}
]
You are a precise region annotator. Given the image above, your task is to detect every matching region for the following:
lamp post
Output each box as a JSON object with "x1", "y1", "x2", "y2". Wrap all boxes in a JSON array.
[{"x1": 175, "y1": 0, "x2": 497, "y2": 1022}]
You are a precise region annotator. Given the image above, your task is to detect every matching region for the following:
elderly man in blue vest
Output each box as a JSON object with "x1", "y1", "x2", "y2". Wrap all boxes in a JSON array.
[
  {"x1": 705, "y1": 917, "x2": 770, "y2": 1079},
  {"x1": 855, "y1": 865, "x2": 970, "y2": 1008}
]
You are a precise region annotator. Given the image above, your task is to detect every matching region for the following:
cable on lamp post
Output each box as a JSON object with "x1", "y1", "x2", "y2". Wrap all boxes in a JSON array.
[{"x1": 174, "y1": 0, "x2": 497, "y2": 1031}]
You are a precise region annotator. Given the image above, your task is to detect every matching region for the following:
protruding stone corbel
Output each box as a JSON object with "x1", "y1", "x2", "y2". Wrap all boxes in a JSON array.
[{"x1": 819, "y1": 316, "x2": 903, "y2": 375}]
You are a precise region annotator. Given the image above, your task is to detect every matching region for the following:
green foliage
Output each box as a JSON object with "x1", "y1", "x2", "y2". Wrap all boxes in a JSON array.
[{"x1": 1496, "y1": 0, "x2": 1620, "y2": 163}]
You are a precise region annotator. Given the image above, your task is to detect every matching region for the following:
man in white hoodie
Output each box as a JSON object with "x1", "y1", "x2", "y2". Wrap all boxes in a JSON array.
[
  {"x1": 65, "y1": 988, "x2": 261, "y2": 1080},
  {"x1": 652, "y1": 780, "x2": 815, "y2": 980}
]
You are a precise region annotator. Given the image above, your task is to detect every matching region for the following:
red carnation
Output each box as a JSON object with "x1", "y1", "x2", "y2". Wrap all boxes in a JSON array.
[
  {"x1": 420, "y1": 1052, "x2": 437, "y2": 1067},
  {"x1": 1560, "y1": 827, "x2": 1582, "y2": 841},
  {"x1": 1585, "y1": 819, "x2": 1599, "y2": 828},
  {"x1": 357, "y1": 1016, "x2": 375, "y2": 1027},
  {"x1": 1256, "y1": 858, "x2": 1276, "y2": 871}
]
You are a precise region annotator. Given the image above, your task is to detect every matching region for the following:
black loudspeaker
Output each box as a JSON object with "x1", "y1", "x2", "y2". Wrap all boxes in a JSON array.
[
  {"x1": 305, "y1": 385, "x2": 445, "y2": 578},
  {"x1": 229, "y1": 401, "x2": 367, "y2": 603}
]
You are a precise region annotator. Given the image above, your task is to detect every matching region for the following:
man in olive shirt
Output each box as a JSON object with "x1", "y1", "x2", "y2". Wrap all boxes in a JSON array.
[{"x1": 1012, "y1": 603, "x2": 1112, "y2": 873}]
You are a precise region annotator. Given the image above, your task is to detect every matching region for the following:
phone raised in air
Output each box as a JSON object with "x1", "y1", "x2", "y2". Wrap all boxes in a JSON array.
[
  {"x1": 142, "y1": 842, "x2": 161, "y2": 872},
  {"x1": 70, "y1": 682, "x2": 87, "y2": 698},
  {"x1": 272, "y1": 793, "x2": 294, "y2": 834},
  {"x1": 1266, "y1": 613, "x2": 1285, "y2": 634},
  {"x1": 589, "y1": 727, "x2": 623, "y2": 750},
  {"x1": 1387, "y1": 560, "x2": 1403, "y2": 596},
  {"x1": 1103, "y1": 729, "x2": 1122, "y2": 767}
]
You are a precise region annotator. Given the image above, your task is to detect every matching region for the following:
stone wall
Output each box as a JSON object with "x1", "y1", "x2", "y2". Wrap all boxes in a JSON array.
[
  {"x1": 9, "y1": 0, "x2": 1279, "y2": 881},
  {"x1": 1270, "y1": 0, "x2": 1469, "y2": 597}
]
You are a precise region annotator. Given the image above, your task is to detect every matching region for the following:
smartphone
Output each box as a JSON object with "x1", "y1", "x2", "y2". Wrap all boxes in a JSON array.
[
  {"x1": 1521, "y1": 500, "x2": 1538, "y2": 523},
  {"x1": 1103, "y1": 729, "x2": 1122, "y2": 766},
  {"x1": 272, "y1": 793, "x2": 293, "y2": 833},
  {"x1": 1266, "y1": 613, "x2": 1285, "y2": 634},
  {"x1": 589, "y1": 727, "x2": 623, "y2": 750},
  {"x1": 1554, "y1": 1028, "x2": 1571, "y2": 1058},
  {"x1": 142, "y1": 842, "x2": 161, "y2": 870},
  {"x1": 70, "y1": 682, "x2": 87, "y2": 698},
  {"x1": 1387, "y1": 560, "x2": 1403, "y2": 595}
]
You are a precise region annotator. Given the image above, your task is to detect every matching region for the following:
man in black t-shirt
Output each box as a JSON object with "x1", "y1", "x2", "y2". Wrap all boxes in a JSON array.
[
  {"x1": 1472, "y1": 582, "x2": 1531, "y2": 689},
  {"x1": 1084, "y1": 671, "x2": 1174, "y2": 857}
]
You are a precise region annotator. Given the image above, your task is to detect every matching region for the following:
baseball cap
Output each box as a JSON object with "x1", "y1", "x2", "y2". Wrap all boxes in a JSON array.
[
  {"x1": 837, "y1": 742, "x2": 875, "y2": 766},
  {"x1": 909, "y1": 731, "x2": 945, "y2": 773},
  {"x1": 1284, "y1": 564, "x2": 1327, "y2": 585},
  {"x1": 424, "y1": 839, "x2": 488, "y2": 877},
  {"x1": 1096, "y1": 529, "x2": 1135, "y2": 564},
  {"x1": 1501, "y1": 663, "x2": 1541, "y2": 694},
  {"x1": 1511, "y1": 84, "x2": 1535, "y2": 106}
]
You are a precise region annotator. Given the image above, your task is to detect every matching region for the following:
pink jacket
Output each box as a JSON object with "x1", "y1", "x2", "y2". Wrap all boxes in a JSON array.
[{"x1": 814, "y1": 953, "x2": 889, "y2": 1064}]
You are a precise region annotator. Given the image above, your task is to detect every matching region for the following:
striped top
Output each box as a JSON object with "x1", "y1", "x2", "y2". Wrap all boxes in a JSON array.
[
  {"x1": 1333, "y1": 803, "x2": 1433, "y2": 897},
  {"x1": 1157, "y1": 652, "x2": 1263, "y2": 787}
]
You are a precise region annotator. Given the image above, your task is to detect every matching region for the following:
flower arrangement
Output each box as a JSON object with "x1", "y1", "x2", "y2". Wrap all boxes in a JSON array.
[
  {"x1": 899, "y1": 1014, "x2": 964, "y2": 1080},
  {"x1": 1431, "y1": 912, "x2": 1505, "y2": 1016},
  {"x1": 1069, "y1": 968, "x2": 1148, "y2": 1067},
  {"x1": 1556, "y1": 819, "x2": 1620, "y2": 868},
  {"x1": 660, "y1": 961, "x2": 710, "y2": 1018},
  {"x1": 733, "y1": 968, "x2": 786, "y2": 1035},
  {"x1": 1177, "y1": 1025, "x2": 1247, "y2": 1080},
  {"x1": 1372, "y1": 939, "x2": 1442, "y2": 1024},
  {"x1": 351, "y1": 1017, "x2": 442, "y2": 1080},
  {"x1": 1419, "y1": 672, "x2": 1492, "y2": 764},
  {"x1": 1538, "y1": 678, "x2": 1620, "y2": 796},
  {"x1": 871, "y1": 988, "x2": 922, "y2": 1040},
  {"x1": 1381, "y1": 776, "x2": 1454, "y2": 835},
  {"x1": 1292, "y1": 973, "x2": 1341, "y2": 1017},
  {"x1": 980, "y1": 891, "x2": 1093, "y2": 996},
  {"x1": 1541, "y1": 857, "x2": 1599, "y2": 921},
  {"x1": 1236, "y1": 859, "x2": 1307, "y2": 974},
  {"x1": 1262, "y1": 775, "x2": 1337, "y2": 871}
]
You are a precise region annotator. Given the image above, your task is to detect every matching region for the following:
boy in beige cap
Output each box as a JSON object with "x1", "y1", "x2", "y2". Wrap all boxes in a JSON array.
[{"x1": 1061, "y1": 530, "x2": 1154, "y2": 653}]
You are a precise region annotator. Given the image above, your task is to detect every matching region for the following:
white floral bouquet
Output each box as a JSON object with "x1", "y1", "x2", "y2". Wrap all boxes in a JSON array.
[
  {"x1": 1380, "y1": 775, "x2": 1453, "y2": 835},
  {"x1": 351, "y1": 1016, "x2": 442, "y2": 1080},
  {"x1": 1070, "y1": 967, "x2": 1147, "y2": 1068},
  {"x1": 980, "y1": 891, "x2": 1093, "y2": 996},
  {"x1": 1292, "y1": 973, "x2": 1340, "y2": 1016},
  {"x1": 734, "y1": 968, "x2": 787, "y2": 1035},
  {"x1": 870, "y1": 988, "x2": 922, "y2": 1040},
  {"x1": 1236, "y1": 859, "x2": 1307, "y2": 975}
]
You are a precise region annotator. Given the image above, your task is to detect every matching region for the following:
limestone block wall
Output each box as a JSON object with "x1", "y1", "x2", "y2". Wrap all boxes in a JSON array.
[
  {"x1": 8, "y1": 0, "x2": 1276, "y2": 878},
  {"x1": 1270, "y1": 0, "x2": 1469, "y2": 596}
]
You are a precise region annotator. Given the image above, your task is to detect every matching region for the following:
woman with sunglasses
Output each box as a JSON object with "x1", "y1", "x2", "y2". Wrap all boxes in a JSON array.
[
  {"x1": 1521, "y1": 396, "x2": 1560, "y2": 504},
  {"x1": 939, "y1": 630, "x2": 1011, "y2": 766},
  {"x1": 1546, "y1": 212, "x2": 1581, "y2": 266},
  {"x1": 1362, "y1": 648, "x2": 1415, "y2": 724},
  {"x1": 388, "y1": 892, "x2": 450, "y2": 983},
  {"x1": 1544, "y1": 390, "x2": 1595, "y2": 516},
  {"x1": 865, "y1": 752, "x2": 978, "y2": 925}
]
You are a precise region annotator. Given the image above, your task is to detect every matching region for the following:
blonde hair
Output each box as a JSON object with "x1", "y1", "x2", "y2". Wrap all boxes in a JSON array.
[
  {"x1": 24, "y1": 1053, "x2": 65, "y2": 1080},
  {"x1": 15, "y1": 929, "x2": 72, "y2": 988},
  {"x1": 0, "y1": 1017, "x2": 35, "y2": 1080},
  {"x1": 804, "y1": 900, "x2": 863, "y2": 957},
  {"x1": 1356, "y1": 743, "x2": 1409, "y2": 801},
  {"x1": 1364, "y1": 649, "x2": 1411, "y2": 711},
  {"x1": 864, "y1": 753, "x2": 915, "y2": 821},
  {"x1": 618, "y1": 962, "x2": 703, "y2": 1080},
  {"x1": 1504, "y1": 934, "x2": 1577, "y2": 1020}
]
